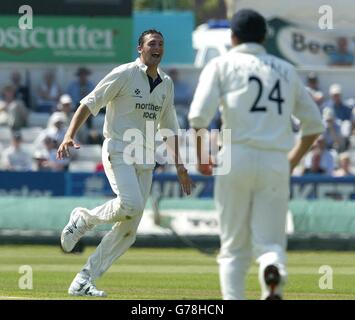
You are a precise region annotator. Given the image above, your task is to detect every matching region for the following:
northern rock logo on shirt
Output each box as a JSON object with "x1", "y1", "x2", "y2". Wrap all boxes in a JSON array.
[{"x1": 135, "y1": 103, "x2": 162, "y2": 120}]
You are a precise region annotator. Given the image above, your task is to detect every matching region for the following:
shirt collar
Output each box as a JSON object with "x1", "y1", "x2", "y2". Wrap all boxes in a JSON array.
[
  {"x1": 135, "y1": 57, "x2": 163, "y2": 77},
  {"x1": 230, "y1": 43, "x2": 266, "y2": 55},
  {"x1": 135, "y1": 57, "x2": 148, "y2": 72}
]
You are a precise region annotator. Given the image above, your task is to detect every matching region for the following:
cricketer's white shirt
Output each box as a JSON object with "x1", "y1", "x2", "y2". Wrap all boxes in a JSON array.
[
  {"x1": 81, "y1": 58, "x2": 179, "y2": 153},
  {"x1": 188, "y1": 43, "x2": 324, "y2": 152}
]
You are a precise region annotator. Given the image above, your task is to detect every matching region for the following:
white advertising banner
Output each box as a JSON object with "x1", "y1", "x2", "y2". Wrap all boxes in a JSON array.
[
  {"x1": 226, "y1": 0, "x2": 355, "y2": 66},
  {"x1": 137, "y1": 208, "x2": 294, "y2": 236},
  {"x1": 266, "y1": 18, "x2": 354, "y2": 66}
]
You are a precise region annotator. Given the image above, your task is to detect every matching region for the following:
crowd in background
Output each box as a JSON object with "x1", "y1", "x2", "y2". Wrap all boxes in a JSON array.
[
  {"x1": 297, "y1": 72, "x2": 355, "y2": 176},
  {"x1": 0, "y1": 67, "x2": 104, "y2": 172},
  {"x1": 0, "y1": 66, "x2": 354, "y2": 176}
]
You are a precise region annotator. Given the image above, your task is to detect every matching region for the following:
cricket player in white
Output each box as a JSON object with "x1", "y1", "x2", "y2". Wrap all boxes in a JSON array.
[
  {"x1": 57, "y1": 30, "x2": 194, "y2": 297},
  {"x1": 188, "y1": 10, "x2": 324, "y2": 300}
]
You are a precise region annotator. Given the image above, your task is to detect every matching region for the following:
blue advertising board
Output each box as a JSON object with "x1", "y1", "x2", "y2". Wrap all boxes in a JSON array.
[
  {"x1": 0, "y1": 171, "x2": 65, "y2": 196},
  {"x1": 0, "y1": 171, "x2": 354, "y2": 200}
]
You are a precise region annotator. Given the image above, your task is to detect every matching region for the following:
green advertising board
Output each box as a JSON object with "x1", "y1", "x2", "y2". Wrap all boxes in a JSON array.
[{"x1": 0, "y1": 16, "x2": 132, "y2": 63}]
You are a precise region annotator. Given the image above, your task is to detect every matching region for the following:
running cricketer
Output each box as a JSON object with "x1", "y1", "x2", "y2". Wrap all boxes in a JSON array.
[
  {"x1": 57, "y1": 29, "x2": 194, "y2": 297},
  {"x1": 188, "y1": 10, "x2": 324, "y2": 300}
]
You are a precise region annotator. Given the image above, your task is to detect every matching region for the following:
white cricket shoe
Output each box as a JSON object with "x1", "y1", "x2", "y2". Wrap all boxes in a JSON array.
[
  {"x1": 61, "y1": 208, "x2": 89, "y2": 253},
  {"x1": 68, "y1": 274, "x2": 107, "y2": 297}
]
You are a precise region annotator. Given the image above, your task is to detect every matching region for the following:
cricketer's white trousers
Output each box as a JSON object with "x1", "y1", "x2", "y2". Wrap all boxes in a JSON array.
[
  {"x1": 215, "y1": 144, "x2": 289, "y2": 300},
  {"x1": 77, "y1": 138, "x2": 153, "y2": 281}
]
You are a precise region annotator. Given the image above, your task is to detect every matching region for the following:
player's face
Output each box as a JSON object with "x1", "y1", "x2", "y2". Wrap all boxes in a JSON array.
[{"x1": 138, "y1": 33, "x2": 164, "y2": 67}]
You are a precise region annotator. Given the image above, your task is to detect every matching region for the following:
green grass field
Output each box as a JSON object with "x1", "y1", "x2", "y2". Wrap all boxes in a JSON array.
[{"x1": 1, "y1": 245, "x2": 355, "y2": 300}]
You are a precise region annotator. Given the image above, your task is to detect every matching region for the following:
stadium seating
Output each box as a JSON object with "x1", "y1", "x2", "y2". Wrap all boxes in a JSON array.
[
  {"x1": 69, "y1": 160, "x2": 98, "y2": 172},
  {"x1": 0, "y1": 126, "x2": 12, "y2": 144},
  {"x1": 27, "y1": 112, "x2": 50, "y2": 128},
  {"x1": 75, "y1": 144, "x2": 102, "y2": 162},
  {"x1": 21, "y1": 143, "x2": 37, "y2": 158},
  {"x1": 20, "y1": 127, "x2": 43, "y2": 143}
]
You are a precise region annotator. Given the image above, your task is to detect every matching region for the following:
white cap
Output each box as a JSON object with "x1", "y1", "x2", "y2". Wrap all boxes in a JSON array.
[
  {"x1": 49, "y1": 112, "x2": 67, "y2": 125},
  {"x1": 59, "y1": 94, "x2": 72, "y2": 105},
  {"x1": 313, "y1": 91, "x2": 324, "y2": 100},
  {"x1": 33, "y1": 149, "x2": 47, "y2": 160},
  {"x1": 329, "y1": 83, "x2": 342, "y2": 95}
]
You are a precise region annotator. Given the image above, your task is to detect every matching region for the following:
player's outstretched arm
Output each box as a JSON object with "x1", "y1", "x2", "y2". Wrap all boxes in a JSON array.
[
  {"x1": 165, "y1": 135, "x2": 195, "y2": 195},
  {"x1": 56, "y1": 104, "x2": 91, "y2": 159},
  {"x1": 193, "y1": 127, "x2": 213, "y2": 176},
  {"x1": 288, "y1": 133, "x2": 321, "y2": 173}
]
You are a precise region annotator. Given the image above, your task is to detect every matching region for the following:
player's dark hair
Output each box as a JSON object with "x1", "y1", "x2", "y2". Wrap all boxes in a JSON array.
[
  {"x1": 232, "y1": 30, "x2": 266, "y2": 44},
  {"x1": 138, "y1": 29, "x2": 164, "y2": 47},
  {"x1": 231, "y1": 9, "x2": 267, "y2": 44}
]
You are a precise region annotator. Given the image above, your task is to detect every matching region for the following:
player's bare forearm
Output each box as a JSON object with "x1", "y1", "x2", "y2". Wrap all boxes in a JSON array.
[
  {"x1": 165, "y1": 135, "x2": 184, "y2": 168},
  {"x1": 288, "y1": 133, "x2": 321, "y2": 172},
  {"x1": 65, "y1": 104, "x2": 91, "y2": 139},
  {"x1": 165, "y1": 135, "x2": 195, "y2": 195},
  {"x1": 57, "y1": 104, "x2": 91, "y2": 159},
  {"x1": 193, "y1": 127, "x2": 213, "y2": 175}
]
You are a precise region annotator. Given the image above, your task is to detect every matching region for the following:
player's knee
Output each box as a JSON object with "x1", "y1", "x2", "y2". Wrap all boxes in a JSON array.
[
  {"x1": 117, "y1": 198, "x2": 144, "y2": 220},
  {"x1": 124, "y1": 198, "x2": 145, "y2": 214}
]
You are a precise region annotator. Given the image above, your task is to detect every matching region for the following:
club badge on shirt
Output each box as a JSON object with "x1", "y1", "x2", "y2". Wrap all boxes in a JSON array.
[{"x1": 132, "y1": 88, "x2": 143, "y2": 98}]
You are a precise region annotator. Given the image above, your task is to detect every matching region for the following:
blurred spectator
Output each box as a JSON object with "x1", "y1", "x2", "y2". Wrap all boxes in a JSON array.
[
  {"x1": 323, "y1": 84, "x2": 353, "y2": 122},
  {"x1": 36, "y1": 70, "x2": 61, "y2": 113},
  {"x1": 0, "y1": 83, "x2": 28, "y2": 130},
  {"x1": 10, "y1": 71, "x2": 31, "y2": 109},
  {"x1": 305, "y1": 72, "x2": 324, "y2": 110},
  {"x1": 345, "y1": 97, "x2": 355, "y2": 136},
  {"x1": 333, "y1": 152, "x2": 354, "y2": 176},
  {"x1": 55, "y1": 94, "x2": 73, "y2": 126},
  {"x1": 304, "y1": 135, "x2": 336, "y2": 175},
  {"x1": 34, "y1": 112, "x2": 67, "y2": 149},
  {"x1": 32, "y1": 149, "x2": 48, "y2": 171},
  {"x1": 67, "y1": 67, "x2": 95, "y2": 109},
  {"x1": 54, "y1": 94, "x2": 88, "y2": 144},
  {"x1": 33, "y1": 136, "x2": 69, "y2": 171},
  {"x1": 67, "y1": 67, "x2": 95, "y2": 129},
  {"x1": 345, "y1": 97, "x2": 355, "y2": 109},
  {"x1": 1, "y1": 132, "x2": 32, "y2": 171},
  {"x1": 47, "y1": 112, "x2": 68, "y2": 143},
  {"x1": 322, "y1": 107, "x2": 345, "y2": 152},
  {"x1": 306, "y1": 72, "x2": 321, "y2": 92},
  {"x1": 167, "y1": 68, "x2": 193, "y2": 129},
  {"x1": 168, "y1": 68, "x2": 193, "y2": 106},
  {"x1": 328, "y1": 37, "x2": 354, "y2": 67},
  {"x1": 302, "y1": 149, "x2": 326, "y2": 175},
  {"x1": 312, "y1": 91, "x2": 325, "y2": 109},
  {"x1": 87, "y1": 129, "x2": 104, "y2": 145}
]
